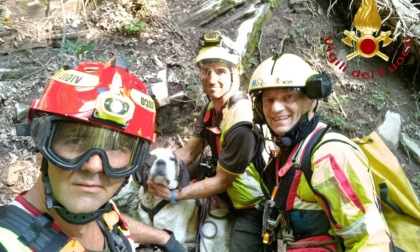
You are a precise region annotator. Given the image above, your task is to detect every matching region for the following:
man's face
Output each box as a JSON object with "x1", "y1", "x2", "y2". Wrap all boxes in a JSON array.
[
  {"x1": 198, "y1": 62, "x2": 233, "y2": 100},
  {"x1": 262, "y1": 88, "x2": 313, "y2": 136},
  {"x1": 48, "y1": 156, "x2": 125, "y2": 213}
]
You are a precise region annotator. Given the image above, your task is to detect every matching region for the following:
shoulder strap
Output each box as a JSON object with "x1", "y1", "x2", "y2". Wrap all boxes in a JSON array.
[
  {"x1": 203, "y1": 94, "x2": 248, "y2": 125},
  {"x1": 300, "y1": 126, "x2": 330, "y2": 181},
  {"x1": 299, "y1": 125, "x2": 339, "y2": 226},
  {"x1": 0, "y1": 204, "x2": 69, "y2": 252},
  {"x1": 228, "y1": 93, "x2": 248, "y2": 109},
  {"x1": 98, "y1": 212, "x2": 132, "y2": 252}
]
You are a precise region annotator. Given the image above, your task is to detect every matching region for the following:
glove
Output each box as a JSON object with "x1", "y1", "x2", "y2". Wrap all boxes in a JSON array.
[{"x1": 163, "y1": 230, "x2": 186, "y2": 252}]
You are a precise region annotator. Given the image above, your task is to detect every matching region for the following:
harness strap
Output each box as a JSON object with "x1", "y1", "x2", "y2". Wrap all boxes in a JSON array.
[
  {"x1": 299, "y1": 124, "x2": 337, "y2": 226},
  {"x1": 140, "y1": 200, "x2": 169, "y2": 223},
  {"x1": 1, "y1": 204, "x2": 133, "y2": 252},
  {"x1": 97, "y1": 216, "x2": 131, "y2": 252},
  {"x1": 0, "y1": 205, "x2": 70, "y2": 252}
]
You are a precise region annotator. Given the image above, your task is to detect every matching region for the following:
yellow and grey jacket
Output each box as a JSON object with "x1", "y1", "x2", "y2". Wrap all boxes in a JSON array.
[
  {"x1": 197, "y1": 94, "x2": 264, "y2": 209},
  {"x1": 263, "y1": 121, "x2": 391, "y2": 251}
]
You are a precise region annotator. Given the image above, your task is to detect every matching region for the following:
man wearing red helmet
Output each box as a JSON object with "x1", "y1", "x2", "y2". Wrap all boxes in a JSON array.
[
  {"x1": 0, "y1": 57, "x2": 184, "y2": 252},
  {"x1": 248, "y1": 54, "x2": 391, "y2": 251},
  {"x1": 144, "y1": 31, "x2": 265, "y2": 251}
]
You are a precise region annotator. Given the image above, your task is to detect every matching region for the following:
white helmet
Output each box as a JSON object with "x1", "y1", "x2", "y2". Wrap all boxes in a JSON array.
[
  {"x1": 248, "y1": 54, "x2": 332, "y2": 124},
  {"x1": 195, "y1": 31, "x2": 241, "y2": 68},
  {"x1": 248, "y1": 53, "x2": 332, "y2": 99}
]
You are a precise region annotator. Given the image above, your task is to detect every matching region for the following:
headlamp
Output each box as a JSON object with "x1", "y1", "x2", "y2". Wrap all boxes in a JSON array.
[
  {"x1": 197, "y1": 31, "x2": 239, "y2": 56},
  {"x1": 94, "y1": 91, "x2": 135, "y2": 126},
  {"x1": 203, "y1": 31, "x2": 222, "y2": 43}
]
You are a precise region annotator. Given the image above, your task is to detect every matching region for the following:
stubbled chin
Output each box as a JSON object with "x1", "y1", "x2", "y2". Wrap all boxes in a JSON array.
[{"x1": 269, "y1": 122, "x2": 290, "y2": 136}]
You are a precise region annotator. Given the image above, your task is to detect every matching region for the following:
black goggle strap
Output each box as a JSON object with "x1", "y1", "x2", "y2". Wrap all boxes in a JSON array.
[{"x1": 41, "y1": 157, "x2": 114, "y2": 225}]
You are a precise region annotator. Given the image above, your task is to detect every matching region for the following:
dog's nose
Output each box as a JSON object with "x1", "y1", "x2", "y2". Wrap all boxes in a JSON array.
[
  {"x1": 156, "y1": 159, "x2": 166, "y2": 167},
  {"x1": 155, "y1": 159, "x2": 166, "y2": 175}
]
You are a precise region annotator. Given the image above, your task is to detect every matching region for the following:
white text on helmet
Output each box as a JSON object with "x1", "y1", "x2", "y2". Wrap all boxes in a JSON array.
[{"x1": 52, "y1": 70, "x2": 100, "y2": 87}]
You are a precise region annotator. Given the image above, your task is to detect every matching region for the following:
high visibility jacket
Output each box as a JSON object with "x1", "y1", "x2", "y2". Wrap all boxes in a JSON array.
[
  {"x1": 0, "y1": 193, "x2": 135, "y2": 252},
  {"x1": 264, "y1": 122, "x2": 391, "y2": 251},
  {"x1": 200, "y1": 94, "x2": 263, "y2": 209}
]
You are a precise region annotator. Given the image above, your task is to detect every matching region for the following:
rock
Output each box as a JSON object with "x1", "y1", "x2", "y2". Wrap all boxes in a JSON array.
[
  {"x1": 376, "y1": 111, "x2": 401, "y2": 151},
  {"x1": 236, "y1": 3, "x2": 270, "y2": 57},
  {"x1": 113, "y1": 179, "x2": 140, "y2": 216},
  {"x1": 180, "y1": 0, "x2": 246, "y2": 27},
  {"x1": 152, "y1": 55, "x2": 164, "y2": 69},
  {"x1": 149, "y1": 68, "x2": 170, "y2": 107},
  {"x1": 5, "y1": 166, "x2": 20, "y2": 186},
  {"x1": 14, "y1": 103, "x2": 30, "y2": 123},
  {"x1": 401, "y1": 133, "x2": 420, "y2": 165}
]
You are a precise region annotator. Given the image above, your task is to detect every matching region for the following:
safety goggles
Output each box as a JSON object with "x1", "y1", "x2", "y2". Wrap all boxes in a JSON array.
[
  {"x1": 197, "y1": 31, "x2": 239, "y2": 56},
  {"x1": 31, "y1": 115, "x2": 149, "y2": 178},
  {"x1": 199, "y1": 65, "x2": 231, "y2": 78}
]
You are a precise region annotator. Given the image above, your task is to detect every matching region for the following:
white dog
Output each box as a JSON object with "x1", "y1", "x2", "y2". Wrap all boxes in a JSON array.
[
  {"x1": 136, "y1": 148, "x2": 232, "y2": 251},
  {"x1": 137, "y1": 148, "x2": 199, "y2": 250}
]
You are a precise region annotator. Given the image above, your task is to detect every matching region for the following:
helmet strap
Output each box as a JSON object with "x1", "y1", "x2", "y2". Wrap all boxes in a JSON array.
[
  {"x1": 55, "y1": 202, "x2": 113, "y2": 225},
  {"x1": 41, "y1": 157, "x2": 123, "y2": 225},
  {"x1": 280, "y1": 113, "x2": 321, "y2": 147}
]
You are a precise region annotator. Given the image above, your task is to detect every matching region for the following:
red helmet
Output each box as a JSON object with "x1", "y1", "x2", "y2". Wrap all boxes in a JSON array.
[
  {"x1": 29, "y1": 56, "x2": 156, "y2": 178},
  {"x1": 30, "y1": 56, "x2": 156, "y2": 142}
]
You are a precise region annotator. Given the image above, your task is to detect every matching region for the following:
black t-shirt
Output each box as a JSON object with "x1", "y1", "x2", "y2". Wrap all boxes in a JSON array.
[
  {"x1": 193, "y1": 101, "x2": 257, "y2": 175},
  {"x1": 218, "y1": 124, "x2": 257, "y2": 174}
]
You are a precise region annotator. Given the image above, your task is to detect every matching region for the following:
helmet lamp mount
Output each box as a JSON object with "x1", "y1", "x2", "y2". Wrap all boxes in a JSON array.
[
  {"x1": 93, "y1": 91, "x2": 135, "y2": 127},
  {"x1": 203, "y1": 31, "x2": 222, "y2": 43},
  {"x1": 196, "y1": 31, "x2": 241, "y2": 62}
]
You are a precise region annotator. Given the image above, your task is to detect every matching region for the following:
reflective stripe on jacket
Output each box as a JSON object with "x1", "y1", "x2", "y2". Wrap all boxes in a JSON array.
[
  {"x1": 271, "y1": 122, "x2": 391, "y2": 251},
  {"x1": 205, "y1": 97, "x2": 263, "y2": 209}
]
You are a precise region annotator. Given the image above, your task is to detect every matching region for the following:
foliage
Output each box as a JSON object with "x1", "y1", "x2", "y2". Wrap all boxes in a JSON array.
[
  {"x1": 241, "y1": 10, "x2": 272, "y2": 90},
  {"x1": 413, "y1": 173, "x2": 420, "y2": 188},
  {"x1": 354, "y1": 119, "x2": 368, "y2": 128},
  {"x1": 61, "y1": 39, "x2": 95, "y2": 60},
  {"x1": 91, "y1": 0, "x2": 166, "y2": 36},
  {"x1": 267, "y1": 0, "x2": 282, "y2": 8},
  {"x1": 123, "y1": 20, "x2": 147, "y2": 35},
  {"x1": 285, "y1": 22, "x2": 305, "y2": 44},
  {"x1": 183, "y1": 69, "x2": 203, "y2": 110},
  {"x1": 368, "y1": 91, "x2": 388, "y2": 111}
]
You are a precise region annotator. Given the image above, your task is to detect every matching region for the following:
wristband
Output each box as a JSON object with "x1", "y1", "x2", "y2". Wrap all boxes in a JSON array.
[{"x1": 169, "y1": 189, "x2": 177, "y2": 205}]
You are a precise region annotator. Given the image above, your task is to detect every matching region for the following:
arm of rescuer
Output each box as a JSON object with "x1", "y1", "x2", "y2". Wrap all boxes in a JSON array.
[
  {"x1": 311, "y1": 134, "x2": 391, "y2": 251},
  {"x1": 147, "y1": 124, "x2": 257, "y2": 202},
  {"x1": 174, "y1": 136, "x2": 204, "y2": 166},
  {"x1": 122, "y1": 214, "x2": 186, "y2": 252}
]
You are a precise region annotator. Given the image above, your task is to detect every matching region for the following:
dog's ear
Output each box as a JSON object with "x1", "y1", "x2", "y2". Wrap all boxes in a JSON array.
[
  {"x1": 133, "y1": 153, "x2": 157, "y2": 192},
  {"x1": 178, "y1": 158, "x2": 191, "y2": 190}
]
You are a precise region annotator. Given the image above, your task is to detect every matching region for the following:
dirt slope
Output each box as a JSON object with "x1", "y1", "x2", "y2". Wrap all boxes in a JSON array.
[{"x1": 0, "y1": 0, "x2": 418, "y2": 204}]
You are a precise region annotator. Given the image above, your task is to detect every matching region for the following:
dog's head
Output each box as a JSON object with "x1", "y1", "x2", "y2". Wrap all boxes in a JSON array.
[
  {"x1": 134, "y1": 148, "x2": 190, "y2": 191},
  {"x1": 149, "y1": 148, "x2": 183, "y2": 189}
]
